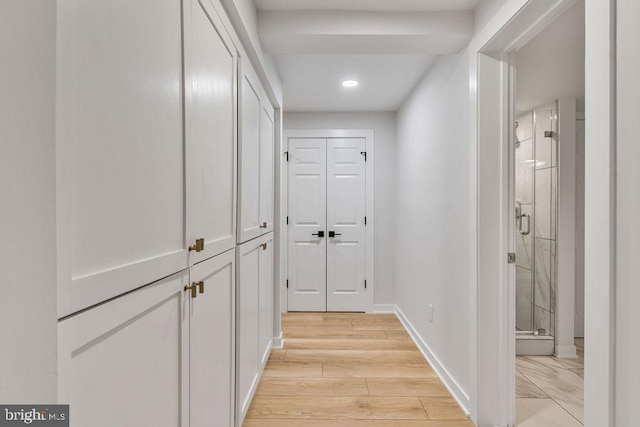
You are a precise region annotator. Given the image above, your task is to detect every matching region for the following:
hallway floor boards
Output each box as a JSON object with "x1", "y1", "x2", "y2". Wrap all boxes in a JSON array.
[{"x1": 245, "y1": 313, "x2": 473, "y2": 427}]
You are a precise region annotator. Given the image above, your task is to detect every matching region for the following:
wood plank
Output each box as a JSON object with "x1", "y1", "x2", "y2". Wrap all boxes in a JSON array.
[
  {"x1": 323, "y1": 362, "x2": 437, "y2": 379},
  {"x1": 246, "y1": 396, "x2": 428, "y2": 420},
  {"x1": 322, "y1": 312, "x2": 368, "y2": 320},
  {"x1": 283, "y1": 327, "x2": 387, "y2": 339},
  {"x1": 263, "y1": 361, "x2": 323, "y2": 378},
  {"x1": 419, "y1": 397, "x2": 469, "y2": 420},
  {"x1": 283, "y1": 321, "x2": 354, "y2": 329},
  {"x1": 284, "y1": 338, "x2": 416, "y2": 351},
  {"x1": 285, "y1": 350, "x2": 426, "y2": 364},
  {"x1": 367, "y1": 378, "x2": 450, "y2": 397},
  {"x1": 385, "y1": 330, "x2": 411, "y2": 340},
  {"x1": 269, "y1": 349, "x2": 286, "y2": 361},
  {"x1": 255, "y1": 378, "x2": 369, "y2": 396},
  {"x1": 352, "y1": 323, "x2": 406, "y2": 331},
  {"x1": 244, "y1": 419, "x2": 475, "y2": 427},
  {"x1": 351, "y1": 317, "x2": 402, "y2": 325},
  {"x1": 282, "y1": 313, "x2": 325, "y2": 322}
]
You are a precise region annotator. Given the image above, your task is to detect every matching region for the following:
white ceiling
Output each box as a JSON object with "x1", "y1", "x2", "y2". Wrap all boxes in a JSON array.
[
  {"x1": 256, "y1": 0, "x2": 478, "y2": 112},
  {"x1": 255, "y1": 0, "x2": 479, "y2": 12},
  {"x1": 274, "y1": 54, "x2": 437, "y2": 112},
  {"x1": 516, "y1": 1, "x2": 585, "y2": 113}
]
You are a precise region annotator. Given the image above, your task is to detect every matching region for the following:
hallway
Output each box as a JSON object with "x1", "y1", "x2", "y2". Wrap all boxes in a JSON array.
[{"x1": 245, "y1": 313, "x2": 472, "y2": 426}]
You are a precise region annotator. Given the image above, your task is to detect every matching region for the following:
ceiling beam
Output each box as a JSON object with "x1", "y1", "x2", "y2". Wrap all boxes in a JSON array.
[{"x1": 258, "y1": 10, "x2": 474, "y2": 54}]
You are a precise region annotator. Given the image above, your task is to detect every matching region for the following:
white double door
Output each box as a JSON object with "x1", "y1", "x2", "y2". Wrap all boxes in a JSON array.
[{"x1": 288, "y1": 137, "x2": 367, "y2": 312}]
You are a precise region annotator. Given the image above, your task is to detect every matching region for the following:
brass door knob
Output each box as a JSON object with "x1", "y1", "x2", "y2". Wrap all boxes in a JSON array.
[
  {"x1": 189, "y1": 238, "x2": 205, "y2": 252},
  {"x1": 260, "y1": 243, "x2": 267, "y2": 250},
  {"x1": 260, "y1": 222, "x2": 268, "y2": 228}
]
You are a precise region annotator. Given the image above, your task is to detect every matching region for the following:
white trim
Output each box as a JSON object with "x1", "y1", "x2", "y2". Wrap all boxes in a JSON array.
[
  {"x1": 282, "y1": 129, "x2": 375, "y2": 313},
  {"x1": 272, "y1": 332, "x2": 285, "y2": 349},
  {"x1": 373, "y1": 304, "x2": 396, "y2": 313},
  {"x1": 394, "y1": 306, "x2": 471, "y2": 417},
  {"x1": 471, "y1": 1, "x2": 579, "y2": 425},
  {"x1": 555, "y1": 344, "x2": 578, "y2": 359}
]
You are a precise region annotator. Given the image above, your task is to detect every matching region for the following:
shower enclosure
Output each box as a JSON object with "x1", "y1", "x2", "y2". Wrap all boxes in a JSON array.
[{"x1": 515, "y1": 103, "x2": 558, "y2": 355}]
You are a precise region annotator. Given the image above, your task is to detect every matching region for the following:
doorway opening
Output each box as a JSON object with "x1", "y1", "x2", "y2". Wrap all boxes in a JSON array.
[{"x1": 512, "y1": 2, "x2": 585, "y2": 425}]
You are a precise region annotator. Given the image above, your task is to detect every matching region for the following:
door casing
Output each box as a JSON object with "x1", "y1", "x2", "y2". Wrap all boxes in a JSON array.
[{"x1": 282, "y1": 129, "x2": 374, "y2": 313}]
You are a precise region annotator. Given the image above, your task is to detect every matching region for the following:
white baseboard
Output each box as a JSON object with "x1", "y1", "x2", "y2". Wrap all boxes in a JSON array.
[
  {"x1": 394, "y1": 305, "x2": 471, "y2": 417},
  {"x1": 272, "y1": 332, "x2": 284, "y2": 349},
  {"x1": 554, "y1": 344, "x2": 578, "y2": 359},
  {"x1": 373, "y1": 304, "x2": 396, "y2": 313}
]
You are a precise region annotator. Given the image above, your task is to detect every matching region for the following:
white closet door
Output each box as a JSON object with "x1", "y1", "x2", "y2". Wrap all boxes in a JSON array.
[
  {"x1": 238, "y1": 62, "x2": 262, "y2": 243},
  {"x1": 190, "y1": 250, "x2": 235, "y2": 427},
  {"x1": 287, "y1": 138, "x2": 327, "y2": 312},
  {"x1": 58, "y1": 270, "x2": 190, "y2": 427},
  {"x1": 184, "y1": 0, "x2": 237, "y2": 264},
  {"x1": 258, "y1": 233, "x2": 274, "y2": 367},
  {"x1": 57, "y1": 0, "x2": 186, "y2": 315},
  {"x1": 326, "y1": 138, "x2": 367, "y2": 312},
  {"x1": 236, "y1": 240, "x2": 260, "y2": 421},
  {"x1": 259, "y1": 105, "x2": 275, "y2": 234}
]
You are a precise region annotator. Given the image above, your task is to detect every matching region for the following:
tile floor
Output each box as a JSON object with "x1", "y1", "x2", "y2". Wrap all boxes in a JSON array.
[
  {"x1": 245, "y1": 312, "x2": 474, "y2": 426},
  {"x1": 516, "y1": 338, "x2": 584, "y2": 426}
]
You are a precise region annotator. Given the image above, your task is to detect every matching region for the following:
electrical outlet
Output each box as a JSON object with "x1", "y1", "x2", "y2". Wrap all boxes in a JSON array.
[{"x1": 428, "y1": 304, "x2": 434, "y2": 323}]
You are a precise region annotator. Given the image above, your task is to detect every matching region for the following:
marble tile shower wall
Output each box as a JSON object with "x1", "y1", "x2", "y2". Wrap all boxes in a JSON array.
[{"x1": 515, "y1": 106, "x2": 558, "y2": 335}]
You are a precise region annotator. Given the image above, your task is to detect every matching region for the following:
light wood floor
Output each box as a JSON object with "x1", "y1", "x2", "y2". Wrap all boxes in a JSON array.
[{"x1": 245, "y1": 313, "x2": 473, "y2": 427}]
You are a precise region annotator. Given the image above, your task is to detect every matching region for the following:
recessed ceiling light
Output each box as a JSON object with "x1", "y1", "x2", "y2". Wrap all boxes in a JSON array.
[{"x1": 342, "y1": 80, "x2": 359, "y2": 87}]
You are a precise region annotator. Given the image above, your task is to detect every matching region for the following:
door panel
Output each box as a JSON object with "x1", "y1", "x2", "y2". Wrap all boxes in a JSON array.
[
  {"x1": 190, "y1": 250, "x2": 235, "y2": 427},
  {"x1": 326, "y1": 138, "x2": 367, "y2": 311},
  {"x1": 258, "y1": 234, "x2": 274, "y2": 367},
  {"x1": 236, "y1": 240, "x2": 260, "y2": 420},
  {"x1": 259, "y1": 106, "x2": 275, "y2": 234},
  {"x1": 58, "y1": 270, "x2": 190, "y2": 427},
  {"x1": 287, "y1": 139, "x2": 327, "y2": 312},
  {"x1": 185, "y1": 0, "x2": 237, "y2": 263},
  {"x1": 238, "y1": 62, "x2": 262, "y2": 243}
]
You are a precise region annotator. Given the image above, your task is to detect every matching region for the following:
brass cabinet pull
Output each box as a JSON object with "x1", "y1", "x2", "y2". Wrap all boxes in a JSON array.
[
  {"x1": 197, "y1": 281, "x2": 204, "y2": 294},
  {"x1": 260, "y1": 222, "x2": 268, "y2": 229},
  {"x1": 184, "y1": 283, "x2": 197, "y2": 299},
  {"x1": 260, "y1": 243, "x2": 267, "y2": 250},
  {"x1": 189, "y1": 238, "x2": 205, "y2": 252}
]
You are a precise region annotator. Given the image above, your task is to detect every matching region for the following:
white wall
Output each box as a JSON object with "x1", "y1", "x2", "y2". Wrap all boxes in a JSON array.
[
  {"x1": 395, "y1": 52, "x2": 471, "y2": 408},
  {"x1": 0, "y1": 0, "x2": 57, "y2": 402},
  {"x1": 615, "y1": 0, "x2": 640, "y2": 424},
  {"x1": 474, "y1": 0, "x2": 509, "y2": 32},
  {"x1": 283, "y1": 112, "x2": 397, "y2": 307}
]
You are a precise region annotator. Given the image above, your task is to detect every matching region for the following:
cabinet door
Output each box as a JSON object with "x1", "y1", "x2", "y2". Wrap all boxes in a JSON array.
[
  {"x1": 258, "y1": 233, "x2": 274, "y2": 367},
  {"x1": 236, "y1": 240, "x2": 260, "y2": 422},
  {"x1": 58, "y1": 270, "x2": 190, "y2": 427},
  {"x1": 259, "y1": 105, "x2": 275, "y2": 234},
  {"x1": 190, "y1": 250, "x2": 235, "y2": 427},
  {"x1": 57, "y1": 0, "x2": 186, "y2": 316},
  {"x1": 238, "y1": 61, "x2": 262, "y2": 243},
  {"x1": 184, "y1": 0, "x2": 237, "y2": 264}
]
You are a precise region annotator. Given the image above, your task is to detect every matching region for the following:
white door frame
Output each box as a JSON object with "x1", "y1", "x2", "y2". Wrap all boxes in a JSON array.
[
  {"x1": 281, "y1": 129, "x2": 374, "y2": 313},
  {"x1": 470, "y1": 0, "x2": 595, "y2": 425}
]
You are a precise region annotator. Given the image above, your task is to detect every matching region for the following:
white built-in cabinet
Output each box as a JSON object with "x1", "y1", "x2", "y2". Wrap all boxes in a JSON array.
[
  {"x1": 56, "y1": 0, "x2": 275, "y2": 424},
  {"x1": 236, "y1": 232, "x2": 274, "y2": 424},
  {"x1": 238, "y1": 60, "x2": 275, "y2": 243},
  {"x1": 57, "y1": 0, "x2": 236, "y2": 316},
  {"x1": 58, "y1": 251, "x2": 235, "y2": 427}
]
